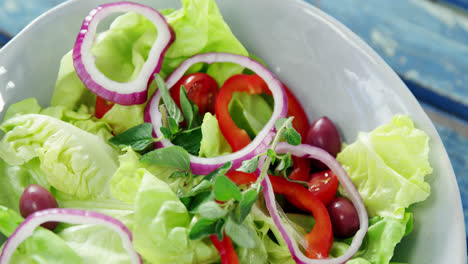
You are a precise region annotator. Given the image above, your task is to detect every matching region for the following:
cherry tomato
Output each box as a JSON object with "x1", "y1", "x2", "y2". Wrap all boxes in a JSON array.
[
  {"x1": 170, "y1": 73, "x2": 219, "y2": 116},
  {"x1": 308, "y1": 169, "x2": 339, "y2": 205},
  {"x1": 94, "y1": 96, "x2": 115, "y2": 119},
  {"x1": 326, "y1": 197, "x2": 360, "y2": 238},
  {"x1": 19, "y1": 184, "x2": 59, "y2": 230}
]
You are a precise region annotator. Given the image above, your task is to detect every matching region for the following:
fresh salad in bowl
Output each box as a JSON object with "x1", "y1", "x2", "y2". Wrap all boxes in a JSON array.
[{"x1": 0, "y1": 0, "x2": 433, "y2": 263}]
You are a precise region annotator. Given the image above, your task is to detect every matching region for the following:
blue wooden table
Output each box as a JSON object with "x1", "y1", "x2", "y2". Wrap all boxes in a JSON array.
[{"x1": 1, "y1": 0, "x2": 468, "y2": 253}]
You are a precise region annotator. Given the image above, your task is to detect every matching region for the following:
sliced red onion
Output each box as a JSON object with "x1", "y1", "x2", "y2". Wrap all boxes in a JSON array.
[
  {"x1": 145, "y1": 52, "x2": 288, "y2": 175},
  {"x1": 0, "y1": 208, "x2": 141, "y2": 264},
  {"x1": 73, "y1": 2, "x2": 174, "y2": 105},
  {"x1": 259, "y1": 143, "x2": 368, "y2": 264}
]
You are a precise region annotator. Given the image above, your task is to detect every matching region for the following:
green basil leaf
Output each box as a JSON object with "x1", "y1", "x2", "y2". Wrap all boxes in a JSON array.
[
  {"x1": 171, "y1": 126, "x2": 202, "y2": 156},
  {"x1": 189, "y1": 218, "x2": 218, "y2": 240},
  {"x1": 179, "y1": 86, "x2": 201, "y2": 129},
  {"x1": 169, "y1": 170, "x2": 190, "y2": 179},
  {"x1": 213, "y1": 175, "x2": 242, "y2": 202},
  {"x1": 274, "y1": 117, "x2": 291, "y2": 131},
  {"x1": 284, "y1": 128, "x2": 301, "y2": 146},
  {"x1": 237, "y1": 189, "x2": 258, "y2": 223},
  {"x1": 187, "y1": 191, "x2": 214, "y2": 213},
  {"x1": 198, "y1": 201, "x2": 227, "y2": 219},
  {"x1": 237, "y1": 156, "x2": 259, "y2": 173},
  {"x1": 168, "y1": 116, "x2": 180, "y2": 134},
  {"x1": 155, "y1": 74, "x2": 183, "y2": 123},
  {"x1": 109, "y1": 123, "x2": 154, "y2": 151},
  {"x1": 215, "y1": 218, "x2": 226, "y2": 240},
  {"x1": 140, "y1": 146, "x2": 190, "y2": 171},
  {"x1": 203, "y1": 162, "x2": 233, "y2": 182},
  {"x1": 185, "y1": 180, "x2": 212, "y2": 197},
  {"x1": 225, "y1": 218, "x2": 256, "y2": 248},
  {"x1": 159, "y1": 126, "x2": 172, "y2": 139}
]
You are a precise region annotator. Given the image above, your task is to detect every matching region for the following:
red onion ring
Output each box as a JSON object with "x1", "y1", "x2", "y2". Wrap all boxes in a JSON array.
[
  {"x1": 259, "y1": 143, "x2": 368, "y2": 264},
  {"x1": 144, "y1": 52, "x2": 288, "y2": 175},
  {"x1": 0, "y1": 208, "x2": 142, "y2": 264},
  {"x1": 73, "y1": 2, "x2": 174, "y2": 105}
]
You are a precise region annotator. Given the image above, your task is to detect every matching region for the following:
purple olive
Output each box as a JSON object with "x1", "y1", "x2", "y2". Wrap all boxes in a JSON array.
[
  {"x1": 326, "y1": 197, "x2": 359, "y2": 238},
  {"x1": 306, "y1": 116, "x2": 341, "y2": 169},
  {"x1": 19, "y1": 184, "x2": 59, "y2": 230}
]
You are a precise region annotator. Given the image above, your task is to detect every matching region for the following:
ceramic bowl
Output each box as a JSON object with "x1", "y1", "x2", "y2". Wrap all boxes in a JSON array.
[{"x1": 0, "y1": 0, "x2": 465, "y2": 263}]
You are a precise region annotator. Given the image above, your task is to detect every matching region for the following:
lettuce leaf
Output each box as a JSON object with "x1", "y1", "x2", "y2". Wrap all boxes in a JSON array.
[
  {"x1": 0, "y1": 114, "x2": 120, "y2": 199},
  {"x1": 51, "y1": 0, "x2": 248, "y2": 132},
  {"x1": 199, "y1": 113, "x2": 232, "y2": 157},
  {"x1": 0, "y1": 206, "x2": 83, "y2": 264},
  {"x1": 330, "y1": 212, "x2": 413, "y2": 264},
  {"x1": 132, "y1": 172, "x2": 218, "y2": 264},
  {"x1": 337, "y1": 115, "x2": 432, "y2": 219}
]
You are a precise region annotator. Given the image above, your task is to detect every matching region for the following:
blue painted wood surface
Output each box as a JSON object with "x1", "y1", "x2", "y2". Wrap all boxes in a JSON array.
[{"x1": 309, "y1": 0, "x2": 468, "y2": 121}]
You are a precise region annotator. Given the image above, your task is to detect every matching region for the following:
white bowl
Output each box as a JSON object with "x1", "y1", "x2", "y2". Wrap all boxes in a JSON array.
[{"x1": 0, "y1": 0, "x2": 466, "y2": 263}]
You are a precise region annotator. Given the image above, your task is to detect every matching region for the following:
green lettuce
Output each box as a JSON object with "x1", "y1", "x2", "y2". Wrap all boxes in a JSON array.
[
  {"x1": 228, "y1": 92, "x2": 273, "y2": 139},
  {"x1": 132, "y1": 172, "x2": 218, "y2": 264},
  {"x1": 0, "y1": 206, "x2": 83, "y2": 263},
  {"x1": 0, "y1": 114, "x2": 120, "y2": 199},
  {"x1": 52, "y1": 0, "x2": 248, "y2": 132},
  {"x1": 337, "y1": 115, "x2": 432, "y2": 219},
  {"x1": 199, "y1": 113, "x2": 232, "y2": 157},
  {"x1": 330, "y1": 213, "x2": 413, "y2": 264}
]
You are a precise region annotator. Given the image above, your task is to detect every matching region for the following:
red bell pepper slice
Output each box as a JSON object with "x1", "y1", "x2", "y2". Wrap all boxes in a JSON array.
[
  {"x1": 226, "y1": 171, "x2": 333, "y2": 259},
  {"x1": 210, "y1": 234, "x2": 239, "y2": 264},
  {"x1": 215, "y1": 74, "x2": 271, "y2": 151}
]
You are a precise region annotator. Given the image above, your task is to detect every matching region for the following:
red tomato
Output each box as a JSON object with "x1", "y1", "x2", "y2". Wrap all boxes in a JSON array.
[
  {"x1": 215, "y1": 74, "x2": 270, "y2": 151},
  {"x1": 95, "y1": 96, "x2": 115, "y2": 119},
  {"x1": 308, "y1": 169, "x2": 339, "y2": 205},
  {"x1": 169, "y1": 73, "x2": 219, "y2": 116}
]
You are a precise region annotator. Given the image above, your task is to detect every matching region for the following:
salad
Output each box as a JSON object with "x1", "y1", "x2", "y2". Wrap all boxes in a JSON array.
[{"x1": 0, "y1": 0, "x2": 433, "y2": 263}]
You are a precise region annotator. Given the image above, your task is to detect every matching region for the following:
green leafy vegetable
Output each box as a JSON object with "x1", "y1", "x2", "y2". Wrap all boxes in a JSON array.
[
  {"x1": 156, "y1": 73, "x2": 184, "y2": 124},
  {"x1": 0, "y1": 114, "x2": 119, "y2": 199},
  {"x1": 188, "y1": 218, "x2": 218, "y2": 240},
  {"x1": 199, "y1": 113, "x2": 232, "y2": 157},
  {"x1": 213, "y1": 175, "x2": 242, "y2": 202},
  {"x1": 109, "y1": 123, "x2": 155, "y2": 151},
  {"x1": 171, "y1": 127, "x2": 202, "y2": 156},
  {"x1": 330, "y1": 213, "x2": 413, "y2": 264},
  {"x1": 197, "y1": 201, "x2": 227, "y2": 219},
  {"x1": 203, "y1": 162, "x2": 232, "y2": 182},
  {"x1": 236, "y1": 188, "x2": 259, "y2": 223},
  {"x1": 180, "y1": 86, "x2": 201, "y2": 129},
  {"x1": 237, "y1": 156, "x2": 259, "y2": 173},
  {"x1": 275, "y1": 118, "x2": 301, "y2": 145},
  {"x1": 225, "y1": 217, "x2": 256, "y2": 249},
  {"x1": 140, "y1": 146, "x2": 190, "y2": 172},
  {"x1": 228, "y1": 92, "x2": 273, "y2": 139},
  {"x1": 337, "y1": 115, "x2": 432, "y2": 219}
]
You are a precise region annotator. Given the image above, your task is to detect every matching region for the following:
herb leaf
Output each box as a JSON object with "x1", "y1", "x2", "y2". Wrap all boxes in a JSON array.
[
  {"x1": 237, "y1": 156, "x2": 259, "y2": 173},
  {"x1": 215, "y1": 218, "x2": 226, "y2": 240},
  {"x1": 267, "y1": 149, "x2": 276, "y2": 164},
  {"x1": 169, "y1": 170, "x2": 190, "y2": 179},
  {"x1": 171, "y1": 127, "x2": 202, "y2": 156},
  {"x1": 198, "y1": 201, "x2": 227, "y2": 219},
  {"x1": 159, "y1": 126, "x2": 172, "y2": 139},
  {"x1": 180, "y1": 86, "x2": 201, "y2": 129},
  {"x1": 283, "y1": 128, "x2": 301, "y2": 145},
  {"x1": 236, "y1": 189, "x2": 258, "y2": 223},
  {"x1": 140, "y1": 146, "x2": 190, "y2": 171},
  {"x1": 213, "y1": 175, "x2": 242, "y2": 202},
  {"x1": 189, "y1": 218, "x2": 217, "y2": 240},
  {"x1": 155, "y1": 74, "x2": 183, "y2": 123},
  {"x1": 168, "y1": 116, "x2": 180, "y2": 134},
  {"x1": 225, "y1": 218, "x2": 256, "y2": 248},
  {"x1": 181, "y1": 191, "x2": 214, "y2": 213},
  {"x1": 203, "y1": 162, "x2": 233, "y2": 182},
  {"x1": 109, "y1": 123, "x2": 154, "y2": 151}
]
